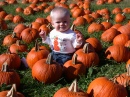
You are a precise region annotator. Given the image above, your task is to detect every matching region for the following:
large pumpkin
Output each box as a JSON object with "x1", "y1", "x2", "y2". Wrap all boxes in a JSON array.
[
  {"x1": 53, "y1": 79, "x2": 89, "y2": 97},
  {"x1": 87, "y1": 77, "x2": 128, "y2": 97},
  {"x1": 105, "y1": 45, "x2": 130, "y2": 62},
  {"x1": 32, "y1": 53, "x2": 63, "y2": 84},
  {"x1": 26, "y1": 40, "x2": 50, "y2": 69}
]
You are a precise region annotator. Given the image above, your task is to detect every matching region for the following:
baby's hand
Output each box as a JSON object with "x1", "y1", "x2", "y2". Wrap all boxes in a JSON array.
[
  {"x1": 39, "y1": 30, "x2": 46, "y2": 40},
  {"x1": 76, "y1": 33, "x2": 83, "y2": 43}
]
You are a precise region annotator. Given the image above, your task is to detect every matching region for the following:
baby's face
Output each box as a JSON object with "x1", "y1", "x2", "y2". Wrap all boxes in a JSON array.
[{"x1": 51, "y1": 14, "x2": 70, "y2": 32}]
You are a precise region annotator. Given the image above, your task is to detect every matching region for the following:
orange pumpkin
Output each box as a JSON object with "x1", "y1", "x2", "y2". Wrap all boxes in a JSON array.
[
  {"x1": 26, "y1": 40, "x2": 50, "y2": 69},
  {"x1": 87, "y1": 77, "x2": 128, "y2": 97},
  {"x1": 32, "y1": 53, "x2": 63, "y2": 84},
  {"x1": 54, "y1": 79, "x2": 89, "y2": 97},
  {"x1": 63, "y1": 53, "x2": 86, "y2": 81}
]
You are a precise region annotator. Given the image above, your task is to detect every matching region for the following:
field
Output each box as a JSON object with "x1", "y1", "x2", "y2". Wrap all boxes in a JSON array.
[{"x1": 0, "y1": 0, "x2": 130, "y2": 97}]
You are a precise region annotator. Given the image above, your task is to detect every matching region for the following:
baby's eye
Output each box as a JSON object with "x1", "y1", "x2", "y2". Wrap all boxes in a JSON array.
[
  {"x1": 56, "y1": 21, "x2": 60, "y2": 23},
  {"x1": 64, "y1": 21, "x2": 67, "y2": 23}
]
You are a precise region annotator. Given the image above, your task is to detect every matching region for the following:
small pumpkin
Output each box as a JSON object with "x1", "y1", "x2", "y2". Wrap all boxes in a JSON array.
[
  {"x1": 9, "y1": 40, "x2": 28, "y2": 54},
  {"x1": 63, "y1": 53, "x2": 86, "y2": 81},
  {"x1": 3, "y1": 33, "x2": 18, "y2": 46}
]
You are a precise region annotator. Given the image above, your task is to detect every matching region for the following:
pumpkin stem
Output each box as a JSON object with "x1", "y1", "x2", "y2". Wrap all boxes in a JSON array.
[
  {"x1": 47, "y1": 23, "x2": 53, "y2": 30},
  {"x1": 70, "y1": 24, "x2": 76, "y2": 31},
  {"x1": 6, "y1": 84, "x2": 17, "y2": 97},
  {"x1": 35, "y1": 39, "x2": 39, "y2": 51},
  {"x1": 83, "y1": 43, "x2": 89, "y2": 53},
  {"x1": 72, "y1": 53, "x2": 77, "y2": 65},
  {"x1": 1, "y1": 62, "x2": 9, "y2": 72},
  {"x1": 16, "y1": 40, "x2": 20, "y2": 46},
  {"x1": 11, "y1": 32, "x2": 16, "y2": 38},
  {"x1": 46, "y1": 53, "x2": 53, "y2": 65},
  {"x1": 68, "y1": 79, "x2": 79, "y2": 92},
  {"x1": 127, "y1": 64, "x2": 130, "y2": 76}
]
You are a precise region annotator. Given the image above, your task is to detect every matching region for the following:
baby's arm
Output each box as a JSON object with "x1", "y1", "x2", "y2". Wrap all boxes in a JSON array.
[
  {"x1": 76, "y1": 33, "x2": 83, "y2": 44},
  {"x1": 39, "y1": 30, "x2": 46, "y2": 41}
]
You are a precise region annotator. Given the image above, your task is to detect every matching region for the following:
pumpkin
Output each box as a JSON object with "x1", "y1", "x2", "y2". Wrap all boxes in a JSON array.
[
  {"x1": 0, "y1": 63, "x2": 20, "y2": 89},
  {"x1": 112, "y1": 7, "x2": 122, "y2": 14},
  {"x1": 105, "y1": 45, "x2": 130, "y2": 62},
  {"x1": 13, "y1": 23, "x2": 27, "y2": 39},
  {"x1": 31, "y1": 22, "x2": 42, "y2": 31},
  {"x1": 101, "y1": 28, "x2": 120, "y2": 42},
  {"x1": 23, "y1": 7, "x2": 34, "y2": 15},
  {"x1": 0, "y1": 84, "x2": 24, "y2": 97},
  {"x1": 83, "y1": 14, "x2": 94, "y2": 24},
  {"x1": 86, "y1": 37, "x2": 102, "y2": 52},
  {"x1": 9, "y1": 40, "x2": 28, "y2": 54},
  {"x1": 15, "y1": 7, "x2": 24, "y2": 13},
  {"x1": 72, "y1": 8, "x2": 84, "y2": 18},
  {"x1": 63, "y1": 53, "x2": 86, "y2": 81},
  {"x1": 0, "y1": 11, "x2": 7, "y2": 19},
  {"x1": 74, "y1": 43, "x2": 99, "y2": 68},
  {"x1": 0, "y1": 49, "x2": 21, "y2": 70},
  {"x1": 26, "y1": 40, "x2": 50, "y2": 69},
  {"x1": 87, "y1": 77, "x2": 128, "y2": 97},
  {"x1": 111, "y1": 23, "x2": 122, "y2": 29},
  {"x1": 115, "y1": 13, "x2": 126, "y2": 23},
  {"x1": 0, "y1": 18, "x2": 7, "y2": 30},
  {"x1": 73, "y1": 16, "x2": 86, "y2": 26},
  {"x1": 87, "y1": 21, "x2": 104, "y2": 34},
  {"x1": 3, "y1": 33, "x2": 18, "y2": 46},
  {"x1": 101, "y1": 20, "x2": 113, "y2": 30},
  {"x1": 117, "y1": 23, "x2": 130, "y2": 37},
  {"x1": 113, "y1": 33, "x2": 129, "y2": 46},
  {"x1": 32, "y1": 53, "x2": 63, "y2": 84},
  {"x1": 35, "y1": 17, "x2": 48, "y2": 25},
  {"x1": 114, "y1": 65, "x2": 130, "y2": 87},
  {"x1": 13, "y1": 15, "x2": 24, "y2": 23},
  {"x1": 53, "y1": 79, "x2": 89, "y2": 97},
  {"x1": 4, "y1": 14, "x2": 14, "y2": 22},
  {"x1": 20, "y1": 27, "x2": 39, "y2": 44}
]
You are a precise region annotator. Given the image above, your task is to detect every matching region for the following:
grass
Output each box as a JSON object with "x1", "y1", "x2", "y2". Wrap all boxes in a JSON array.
[{"x1": 0, "y1": 0, "x2": 130, "y2": 97}]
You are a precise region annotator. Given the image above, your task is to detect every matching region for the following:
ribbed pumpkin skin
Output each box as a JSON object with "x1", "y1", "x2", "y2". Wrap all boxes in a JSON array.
[
  {"x1": 0, "y1": 91, "x2": 25, "y2": 97},
  {"x1": 0, "y1": 53, "x2": 21, "y2": 70},
  {"x1": 105, "y1": 45, "x2": 130, "y2": 62},
  {"x1": 26, "y1": 47, "x2": 49, "y2": 69},
  {"x1": 74, "y1": 49, "x2": 99, "y2": 68},
  {"x1": 87, "y1": 77, "x2": 128, "y2": 97},
  {"x1": 32, "y1": 59, "x2": 63, "y2": 84},
  {"x1": 63, "y1": 60, "x2": 86, "y2": 81},
  {"x1": 101, "y1": 28, "x2": 120, "y2": 42},
  {"x1": 0, "y1": 70, "x2": 20, "y2": 88},
  {"x1": 20, "y1": 28, "x2": 39, "y2": 44},
  {"x1": 53, "y1": 87, "x2": 88, "y2": 97}
]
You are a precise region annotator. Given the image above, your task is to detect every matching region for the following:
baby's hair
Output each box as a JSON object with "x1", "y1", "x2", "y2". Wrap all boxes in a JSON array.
[{"x1": 50, "y1": 7, "x2": 70, "y2": 19}]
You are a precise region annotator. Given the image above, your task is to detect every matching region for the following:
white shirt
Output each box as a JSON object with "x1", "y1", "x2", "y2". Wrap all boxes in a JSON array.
[{"x1": 42, "y1": 29, "x2": 82, "y2": 54}]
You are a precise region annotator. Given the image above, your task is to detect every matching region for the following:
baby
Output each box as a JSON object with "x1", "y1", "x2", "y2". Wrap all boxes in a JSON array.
[{"x1": 39, "y1": 7, "x2": 84, "y2": 65}]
